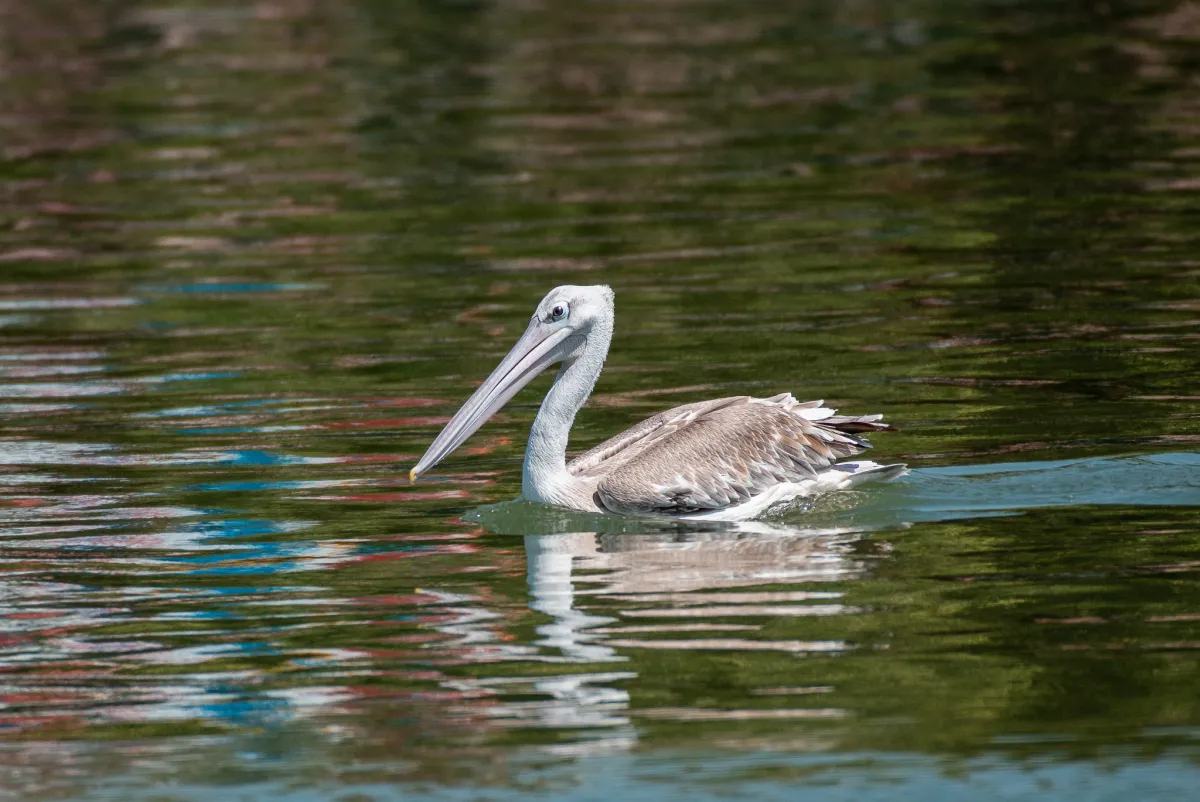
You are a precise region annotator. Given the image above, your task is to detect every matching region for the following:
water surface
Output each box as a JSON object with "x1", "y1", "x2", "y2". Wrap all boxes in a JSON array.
[{"x1": 1, "y1": 0, "x2": 1199, "y2": 799}]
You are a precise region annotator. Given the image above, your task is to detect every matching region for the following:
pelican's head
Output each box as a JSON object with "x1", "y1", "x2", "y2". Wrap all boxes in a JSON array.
[{"x1": 409, "y1": 285, "x2": 614, "y2": 482}]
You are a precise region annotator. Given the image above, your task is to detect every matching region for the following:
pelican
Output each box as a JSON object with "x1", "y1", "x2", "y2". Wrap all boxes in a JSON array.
[{"x1": 410, "y1": 285, "x2": 904, "y2": 521}]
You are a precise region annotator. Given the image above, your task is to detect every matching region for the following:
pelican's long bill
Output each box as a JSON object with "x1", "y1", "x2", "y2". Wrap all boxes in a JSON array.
[{"x1": 409, "y1": 318, "x2": 571, "y2": 482}]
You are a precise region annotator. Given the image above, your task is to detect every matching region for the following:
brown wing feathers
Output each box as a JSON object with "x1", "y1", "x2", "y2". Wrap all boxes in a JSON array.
[{"x1": 585, "y1": 397, "x2": 890, "y2": 515}]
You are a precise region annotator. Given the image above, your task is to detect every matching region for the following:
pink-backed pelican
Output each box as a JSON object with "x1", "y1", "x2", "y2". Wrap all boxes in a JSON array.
[{"x1": 410, "y1": 285, "x2": 903, "y2": 521}]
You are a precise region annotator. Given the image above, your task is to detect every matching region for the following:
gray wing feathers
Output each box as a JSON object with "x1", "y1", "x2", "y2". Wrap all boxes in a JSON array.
[
  {"x1": 580, "y1": 395, "x2": 890, "y2": 515},
  {"x1": 567, "y1": 396, "x2": 745, "y2": 478}
]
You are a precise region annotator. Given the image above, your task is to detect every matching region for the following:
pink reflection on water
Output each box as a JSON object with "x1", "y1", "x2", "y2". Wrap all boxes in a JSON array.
[
  {"x1": 0, "y1": 349, "x2": 106, "y2": 362},
  {"x1": 374, "y1": 533, "x2": 478, "y2": 542},
  {"x1": 0, "y1": 298, "x2": 138, "y2": 310},
  {"x1": 0, "y1": 404, "x2": 79, "y2": 415},
  {"x1": 0, "y1": 382, "x2": 126, "y2": 398},
  {"x1": 321, "y1": 416, "x2": 450, "y2": 430},
  {"x1": 300, "y1": 490, "x2": 473, "y2": 502},
  {"x1": 0, "y1": 365, "x2": 104, "y2": 379},
  {"x1": 367, "y1": 397, "x2": 445, "y2": 408},
  {"x1": 326, "y1": 453, "x2": 415, "y2": 464},
  {"x1": 0, "y1": 440, "x2": 418, "y2": 467},
  {"x1": 349, "y1": 544, "x2": 479, "y2": 562},
  {"x1": 8, "y1": 532, "x2": 244, "y2": 551}
]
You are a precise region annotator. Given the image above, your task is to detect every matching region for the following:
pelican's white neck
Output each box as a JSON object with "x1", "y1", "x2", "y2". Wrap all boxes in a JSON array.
[{"x1": 522, "y1": 317, "x2": 612, "y2": 505}]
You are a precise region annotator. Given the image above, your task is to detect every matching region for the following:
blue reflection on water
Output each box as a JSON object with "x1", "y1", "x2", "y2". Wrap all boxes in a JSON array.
[
  {"x1": 64, "y1": 748, "x2": 1200, "y2": 802},
  {"x1": 189, "y1": 480, "x2": 310, "y2": 492},
  {"x1": 175, "y1": 426, "x2": 313, "y2": 434},
  {"x1": 137, "y1": 399, "x2": 334, "y2": 419},
  {"x1": 86, "y1": 517, "x2": 330, "y2": 576},
  {"x1": 136, "y1": 372, "x2": 242, "y2": 384},
  {"x1": 217, "y1": 450, "x2": 321, "y2": 467},
  {"x1": 183, "y1": 519, "x2": 307, "y2": 539}
]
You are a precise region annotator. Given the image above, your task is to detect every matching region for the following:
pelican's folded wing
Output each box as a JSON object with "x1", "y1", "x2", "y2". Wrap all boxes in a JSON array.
[
  {"x1": 583, "y1": 395, "x2": 889, "y2": 515},
  {"x1": 568, "y1": 396, "x2": 746, "y2": 479}
]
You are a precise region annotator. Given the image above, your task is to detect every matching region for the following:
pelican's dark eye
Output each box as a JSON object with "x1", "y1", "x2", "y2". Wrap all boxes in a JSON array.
[{"x1": 550, "y1": 303, "x2": 569, "y2": 322}]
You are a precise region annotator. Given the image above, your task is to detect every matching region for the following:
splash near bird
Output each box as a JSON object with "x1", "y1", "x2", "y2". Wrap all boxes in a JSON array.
[{"x1": 410, "y1": 285, "x2": 904, "y2": 521}]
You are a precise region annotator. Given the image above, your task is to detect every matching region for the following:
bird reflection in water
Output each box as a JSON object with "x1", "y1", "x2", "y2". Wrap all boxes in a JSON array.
[
  {"x1": 460, "y1": 523, "x2": 875, "y2": 747},
  {"x1": 524, "y1": 523, "x2": 869, "y2": 657}
]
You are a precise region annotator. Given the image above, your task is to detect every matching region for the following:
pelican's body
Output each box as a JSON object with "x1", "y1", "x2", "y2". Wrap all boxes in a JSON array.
[{"x1": 411, "y1": 286, "x2": 903, "y2": 521}]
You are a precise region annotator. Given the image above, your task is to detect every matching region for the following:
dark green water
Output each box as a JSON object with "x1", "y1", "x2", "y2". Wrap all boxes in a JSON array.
[{"x1": 1, "y1": 0, "x2": 1199, "y2": 799}]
